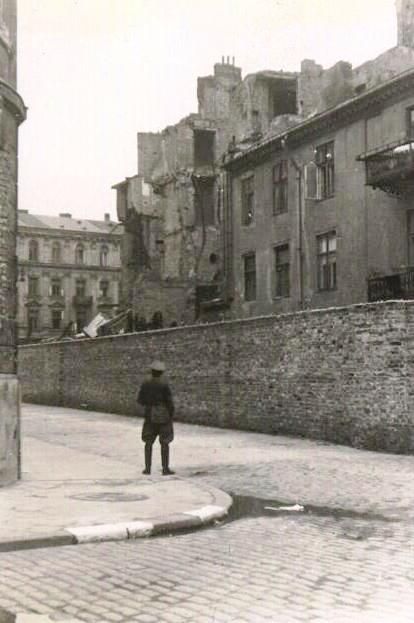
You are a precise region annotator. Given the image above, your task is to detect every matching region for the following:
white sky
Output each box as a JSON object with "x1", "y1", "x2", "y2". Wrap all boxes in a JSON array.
[{"x1": 17, "y1": 0, "x2": 397, "y2": 221}]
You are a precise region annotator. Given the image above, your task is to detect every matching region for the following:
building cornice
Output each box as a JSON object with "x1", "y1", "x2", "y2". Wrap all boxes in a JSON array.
[
  {"x1": 18, "y1": 260, "x2": 121, "y2": 274},
  {"x1": 224, "y1": 67, "x2": 414, "y2": 173},
  {"x1": 17, "y1": 227, "x2": 122, "y2": 242}
]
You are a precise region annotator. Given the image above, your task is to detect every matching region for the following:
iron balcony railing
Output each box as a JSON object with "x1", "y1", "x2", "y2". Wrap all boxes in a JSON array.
[
  {"x1": 368, "y1": 269, "x2": 414, "y2": 302},
  {"x1": 364, "y1": 142, "x2": 414, "y2": 187}
]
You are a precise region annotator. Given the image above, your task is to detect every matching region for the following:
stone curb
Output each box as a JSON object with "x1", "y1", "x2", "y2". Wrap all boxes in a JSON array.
[{"x1": 65, "y1": 504, "x2": 229, "y2": 544}]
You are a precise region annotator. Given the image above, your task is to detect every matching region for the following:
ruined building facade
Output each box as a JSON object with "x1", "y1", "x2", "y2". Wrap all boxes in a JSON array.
[
  {"x1": 0, "y1": 0, "x2": 26, "y2": 485},
  {"x1": 113, "y1": 59, "x2": 297, "y2": 326},
  {"x1": 114, "y1": 0, "x2": 414, "y2": 326}
]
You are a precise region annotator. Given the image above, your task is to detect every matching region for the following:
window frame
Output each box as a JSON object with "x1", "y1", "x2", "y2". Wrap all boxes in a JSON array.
[
  {"x1": 407, "y1": 106, "x2": 414, "y2": 138},
  {"x1": 272, "y1": 160, "x2": 288, "y2": 215},
  {"x1": 316, "y1": 231, "x2": 337, "y2": 292},
  {"x1": 51, "y1": 241, "x2": 61, "y2": 263},
  {"x1": 241, "y1": 175, "x2": 254, "y2": 226},
  {"x1": 28, "y1": 239, "x2": 39, "y2": 262},
  {"x1": 274, "y1": 243, "x2": 290, "y2": 298},
  {"x1": 50, "y1": 277, "x2": 62, "y2": 297},
  {"x1": 51, "y1": 309, "x2": 63, "y2": 330},
  {"x1": 75, "y1": 243, "x2": 85, "y2": 265},
  {"x1": 75, "y1": 279, "x2": 86, "y2": 298},
  {"x1": 243, "y1": 252, "x2": 257, "y2": 302},
  {"x1": 99, "y1": 245, "x2": 109, "y2": 267},
  {"x1": 28, "y1": 276, "x2": 39, "y2": 297},
  {"x1": 315, "y1": 141, "x2": 335, "y2": 200}
]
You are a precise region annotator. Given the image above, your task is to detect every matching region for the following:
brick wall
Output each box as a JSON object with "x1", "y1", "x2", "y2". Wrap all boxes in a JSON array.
[{"x1": 18, "y1": 301, "x2": 414, "y2": 454}]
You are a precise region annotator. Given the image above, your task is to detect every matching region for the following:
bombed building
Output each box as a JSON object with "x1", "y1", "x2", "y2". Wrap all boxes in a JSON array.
[{"x1": 114, "y1": 0, "x2": 414, "y2": 325}]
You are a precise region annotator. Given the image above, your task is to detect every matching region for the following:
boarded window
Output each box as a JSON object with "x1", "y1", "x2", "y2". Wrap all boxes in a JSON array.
[
  {"x1": 194, "y1": 130, "x2": 215, "y2": 167},
  {"x1": 194, "y1": 179, "x2": 215, "y2": 226}
]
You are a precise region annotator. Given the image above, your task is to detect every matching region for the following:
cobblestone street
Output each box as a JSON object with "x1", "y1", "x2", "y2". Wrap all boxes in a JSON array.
[{"x1": 1, "y1": 404, "x2": 414, "y2": 622}]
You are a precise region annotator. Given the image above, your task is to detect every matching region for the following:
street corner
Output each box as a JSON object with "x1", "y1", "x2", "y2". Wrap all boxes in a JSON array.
[{"x1": 64, "y1": 481, "x2": 232, "y2": 544}]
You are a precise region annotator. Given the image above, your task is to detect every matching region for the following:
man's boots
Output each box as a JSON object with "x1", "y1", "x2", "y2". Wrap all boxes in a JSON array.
[
  {"x1": 161, "y1": 443, "x2": 175, "y2": 475},
  {"x1": 143, "y1": 443, "x2": 152, "y2": 475}
]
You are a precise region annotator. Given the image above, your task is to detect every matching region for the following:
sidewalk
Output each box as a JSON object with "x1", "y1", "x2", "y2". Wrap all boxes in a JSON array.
[{"x1": 0, "y1": 406, "x2": 231, "y2": 552}]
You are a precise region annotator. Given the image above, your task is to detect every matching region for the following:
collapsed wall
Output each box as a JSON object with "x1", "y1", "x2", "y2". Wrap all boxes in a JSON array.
[{"x1": 19, "y1": 301, "x2": 414, "y2": 454}]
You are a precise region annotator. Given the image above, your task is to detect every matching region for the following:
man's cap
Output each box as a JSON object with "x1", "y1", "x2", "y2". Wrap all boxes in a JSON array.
[{"x1": 150, "y1": 360, "x2": 165, "y2": 372}]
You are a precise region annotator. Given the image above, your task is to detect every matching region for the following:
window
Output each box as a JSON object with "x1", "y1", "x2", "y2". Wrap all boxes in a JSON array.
[
  {"x1": 76, "y1": 310, "x2": 88, "y2": 332},
  {"x1": 51, "y1": 242, "x2": 61, "y2": 263},
  {"x1": 194, "y1": 129, "x2": 215, "y2": 167},
  {"x1": 28, "y1": 276, "x2": 39, "y2": 297},
  {"x1": 243, "y1": 253, "x2": 256, "y2": 301},
  {"x1": 27, "y1": 308, "x2": 39, "y2": 335},
  {"x1": 99, "y1": 245, "x2": 109, "y2": 267},
  {"x1": 272, "y1": 161, "x2": 288, "y2": 214},
  {"x1": 99, "y1": 280, "x2": 109, "y2": 298},
  {"x1": 75, "y1": 243, "x2": 84, "y2": 265},
  {"x1": 242, "y1": 176, "x2": 254, "y2": 225},
  {"x1": 51, "y1": 309, "x2": 63, "y2": 330},
  {"x1": 75, "y1": 279, "x2": 86, "y2": 297},
  {"x1": 317, "y1": 231, "x2": 337, "y2": 291},
  {"x1": 315, "y1": 141, "x2": 335, "y2": 199},
  {"x1": 50, "y1": 278, "x2": 62, "y2": 297},
  {"x1": 274, "y1": 244, "x2": 290, "y2": 297},
  {"x1": 407, "y1": 107, "x2": 414, "y2": 138},
  {"x1": 28, "y1": 240, "x2": 39, "y2": 261}
]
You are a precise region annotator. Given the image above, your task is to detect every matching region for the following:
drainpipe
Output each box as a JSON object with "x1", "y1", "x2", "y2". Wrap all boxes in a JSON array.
[{"x1": 290, "y1": 157, "x2": 304, "y2": 310}]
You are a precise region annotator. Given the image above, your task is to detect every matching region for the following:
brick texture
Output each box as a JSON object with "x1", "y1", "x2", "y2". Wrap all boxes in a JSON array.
[{"x1": 18, "y1": 301, "x2": 414, "y2": 454}]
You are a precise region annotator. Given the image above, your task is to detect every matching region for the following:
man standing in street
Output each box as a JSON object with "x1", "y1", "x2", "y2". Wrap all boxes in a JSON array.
[{"x1": 137, "y1": 360, "x2": 175, "y2": 476}]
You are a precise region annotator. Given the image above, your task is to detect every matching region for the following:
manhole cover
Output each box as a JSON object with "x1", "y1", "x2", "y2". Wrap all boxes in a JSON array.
[{"x1": 69, "y1": 492, "x2": 148, "y2": 502}]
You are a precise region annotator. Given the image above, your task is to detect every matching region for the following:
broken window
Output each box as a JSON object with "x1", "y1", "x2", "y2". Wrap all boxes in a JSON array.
[
  {"x1": 269, "y1": 83, "x2": 297, "y2": 119},
  {"x1": 194, "y1": 129, "x2": 215, "y2": 167},
  {"x1": 272, "y1": 160, "x2": 288, "y2": 214},
  {"x1": 241, "y1": 176, "x2": 254, "y2": 226},
  {"x1": 243, "y1": 253, "x2": 256, "y2": 301},
  {"x1": 194, "y1": 179, "x2": 215, "y2": 226}
]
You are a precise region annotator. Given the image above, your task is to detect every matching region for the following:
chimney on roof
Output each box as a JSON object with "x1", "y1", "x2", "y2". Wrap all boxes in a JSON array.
[
  {"x1": 104, "y1": 213, "x2": 110, "y2": 223},
  {"x1": 59, "y1": 213, "x2": 72, "y2": 218}
]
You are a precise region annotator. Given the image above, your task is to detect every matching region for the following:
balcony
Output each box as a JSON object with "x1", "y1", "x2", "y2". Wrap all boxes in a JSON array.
[
  {"x1": 359, "y1": 140, "x2": 414, "y2": 197},
  {"x1": 368, "y1": 269, "x2": 414, "y2": 302},
  {"x1": 72, "y1": 295, "x2": 93, "y2": 307}
]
